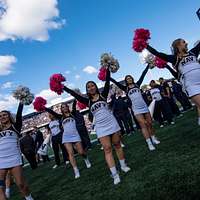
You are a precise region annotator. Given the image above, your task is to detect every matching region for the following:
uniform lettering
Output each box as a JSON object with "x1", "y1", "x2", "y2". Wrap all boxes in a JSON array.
[
  {"x1": 181, "y1": 56, "x2": 196, "y2": 66},
  {"x1": 0, "y1": 130, "x2": 15, "y2": 138}
]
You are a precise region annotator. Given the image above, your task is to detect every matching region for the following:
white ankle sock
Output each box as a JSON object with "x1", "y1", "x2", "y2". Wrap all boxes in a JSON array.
[
  {"x1": 110, "y1": 166, "x2": 117, "y2": 176},
  {"x1": 119, "y1": 159, "x2": 126, "y2": 168},
  {"x1": 25, "y1": 194, "x2": 34, "y2": 200},
  {"x1": 73, "y1": 166, "x2": 79, "y2": 174},
  {"x1": 146, "y1": 138, "x2": 152, "y2": 145},
  {"x1": 151, "y1": 135, "x2": 156, "y2": 141}
]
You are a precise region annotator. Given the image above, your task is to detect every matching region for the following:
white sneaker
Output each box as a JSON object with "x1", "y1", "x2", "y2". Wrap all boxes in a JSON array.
[
  {"x1": 5, "y1": 191, "x2": 10, "y2": 199},
  {"x1": 152, "y1": 138, "x2": 160, "y2": 145},
  {"x1": 52, "y1": 164, "x2": 58, "y2": 169},
  {"x1": 121, "y1": 143, "x2": 125, "y2": 148},
  {"x1": 75, "y1": 171, "x2": 80, "y2": 179},
  {"x1": 113, "y1": 174, "x2": 121, "y2": 185},
  {"x1": 148, "y1": 143, "x2": 156, "y2": 151},
  {"x1": 65, "y1": 161, "x2": 70, "y2": 165},
  {"x1": 100, "y1": 146, "x2": 104, "y2": 150},
  {"x1": 84, "y1": 159, "x2": 92, "y2": 169},
  {"x1": 171, "y1": 121, "x2": 175, "y2": 125},
  {"x1": 160, "y1": 125, "x2": 164, "y2": 128},
  {"x1": 121, "y1": 165, "x2": 131, "y2": 173}
]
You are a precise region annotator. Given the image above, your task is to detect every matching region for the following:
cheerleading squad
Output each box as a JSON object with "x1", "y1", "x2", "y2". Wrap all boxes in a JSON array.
[{"x1": 0, "y1": 30, "x2": 200, "y2": 200}]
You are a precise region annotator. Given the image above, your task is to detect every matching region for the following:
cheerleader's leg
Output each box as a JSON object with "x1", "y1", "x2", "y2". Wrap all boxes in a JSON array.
[
  {"x1": 0, "y1": 169, "x2": 7, "y2": 200},
  {"x1": 10, "y1": 166, "x2": 34, "y2": 200}
]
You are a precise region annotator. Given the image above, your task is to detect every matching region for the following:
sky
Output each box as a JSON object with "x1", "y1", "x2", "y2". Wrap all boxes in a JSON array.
[{"x1": 0, "y1": 0, "x2": 200, "y2": 114}]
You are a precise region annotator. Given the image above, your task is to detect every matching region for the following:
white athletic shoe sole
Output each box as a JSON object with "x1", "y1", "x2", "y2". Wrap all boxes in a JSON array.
[
  {"x1": 75, "y1": 173, "x2": 80, "y2": 179},
  {"x1": 148, "y1": 144, "x2": 156, "y2": 151},
  {"x1": 121, "y1": 166, "x2": 131, "y2": 173},
  {"x1": 153, "y1": 139, "x2": 160, "y2": 145},
  {"x1": 85, "y1": 161, "x2": 92, "y2": 169},
  {"x1": 113, "y1": 174, "x2": 121, "y2": 185},
  {"x1": 52, "y1": 165, "x2": 58, "y2": 169}
]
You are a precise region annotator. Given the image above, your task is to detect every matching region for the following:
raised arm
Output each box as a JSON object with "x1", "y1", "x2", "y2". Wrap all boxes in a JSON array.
[
  {"x1": 165, "y1": 64, "x2": 178, "y2": 79},
  {"x1": 14, "y1": 102, "x2": 24, "y2": 133},
  {"x1": 190, "y1": 41, "x2": 200, "y2": 57},
  {"x1": 45, "y1": 107, "x2": 62, "y2": 119},
  {"x1": 63, "y1": 86, "x2": 89, "y2": 105},
  {"x1": 146, "y1": 44, "x2": 176, "y2": 64},
  {"x1": 110, "y1": 77, "x2": 127, "y2": 91},
  {"x1": 101, "y1": 68, "x2": 111, "y2": 98},
  {"x1": 136, "y1": 64, "x2": 149, "y2": 87}
]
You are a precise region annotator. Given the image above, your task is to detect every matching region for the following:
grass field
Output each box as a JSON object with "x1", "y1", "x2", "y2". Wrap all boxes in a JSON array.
[{"x1": 12, "y1": 110, "x2": 200, "y2": 200}]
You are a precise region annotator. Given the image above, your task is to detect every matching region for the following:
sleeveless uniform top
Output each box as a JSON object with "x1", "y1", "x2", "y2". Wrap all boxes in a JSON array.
[
  {"x1": 150, "y1": 88, "x2": 162, "y2": 101},
  {"x1": 49, "y1": 120, "x2": 61, "y2": 137},
  {"x1": 0, "y1": 125, "x2": 22, "y2": 169},
  {"x1": 62, "y1": 115, "x2": 81, "y2": 143},
  {"x1": 89, "y1": 96, "x2": 120, "y2": 138},
  {"x1": 176, "y1": 53, "x2": 200, "y2": 97},
  {"x1": 127, "y1": 85, "x2": 149, "y2": 115}
]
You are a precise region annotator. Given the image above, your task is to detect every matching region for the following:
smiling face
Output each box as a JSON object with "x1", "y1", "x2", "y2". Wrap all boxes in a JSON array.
[
  {"x1": 177, "y1": 39, "x2": 188, "y2": 53},
  {"x1": 125, "y1": 75, "x2": 134, "y2": 85},
  {"x1": 172, "y1": 38, "x2": 188, "y2": 55},
  {"x1": 86, "y1": 82, "x2": 98, "y2": 96},
  {"x1": 61, "y1": 103, "x2": 70, "y2": 116},
  {"x1": 0, "y1": 111, "x2": 10, "y2": 125}
]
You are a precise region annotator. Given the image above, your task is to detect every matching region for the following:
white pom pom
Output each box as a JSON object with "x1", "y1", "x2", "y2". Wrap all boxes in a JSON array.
[
  {"x1": 139, "y1": 49, "x2": 155, "y2": 69},
  {"x1": 100, "y1": 53, "x2": 120, "y2": 73},
  {"x1": 12, "y1": 86, "x2": 34, "y2": 105}
]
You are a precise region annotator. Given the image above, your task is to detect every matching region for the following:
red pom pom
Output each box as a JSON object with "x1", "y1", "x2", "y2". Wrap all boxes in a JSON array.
[
  {"x1": 33, "y1": 97, "x2": 47, "y2": 112},
  {"x1": 50, "y1": 74, "x2": 66, "y2": 95},
  {"x1": 132, "y1": 28, "x2": 150, "y2": 52},
  {"x1": 134, "y1": 29, "x2": 150, "y2": 41},
  {"x1": 154, "y1": 57, "x2": 167, "y2": 68},
  {"x1": 98, "y1": 67, "x2": 107, "y2": 81},
  {"x1": 77, "y1": 101, "x2": 87, "y2": 110},
  {"x1": 132, "y1": 39, "x2": 148, "y2": 52}
]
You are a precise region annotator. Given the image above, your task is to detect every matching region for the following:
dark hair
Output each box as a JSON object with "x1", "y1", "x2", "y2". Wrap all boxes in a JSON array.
[
  {"x1": 124, "y1": 75, "x2": 134, "y2": 86},
  {"x1": 86, "y1": 81, "x2": 100, "y2": 99},
  {"x1": 150, "y1": 80, "x2": 156, "y2": 85},
  {"x1": 171, "y1": 38, "x2": 182, "y2": 55}
]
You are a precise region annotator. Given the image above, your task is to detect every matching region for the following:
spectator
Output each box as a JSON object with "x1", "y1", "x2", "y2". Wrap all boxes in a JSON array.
[{"x1": 20, "y1": 132, "x2": 37, "y2": 170}]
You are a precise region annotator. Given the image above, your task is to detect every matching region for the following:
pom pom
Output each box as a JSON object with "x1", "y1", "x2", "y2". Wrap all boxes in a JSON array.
[
  {"x1": 12, "y1": 86, "x2": 34, "y2": 105},
  {"x1": 132, "y1": 28, "x2": 150, "y2": 52},
  {"x1": 139, "y1": 49, "x2": 155, "y2": 69},
  {"x1": 154, "y1": 57, "x2": 167, "y2": 69},
  {"x1": 50, "y1": 74, "x2": 66, "y2": 95},
  {"x1": 134, "y1": 29, "x2": 150, "y2": 41},
  {"x1": 33, "y1": 97, "x2": 47, "y2": 112},
  {"x1": 98, "y1": 67, "x2": 107, "y2": 81},
  {"x1": 100, "y1": 53, "x2": 120, "y2": 73},
  {"x1": 77, "y1": 101, "x2": 87, "y2": 110}
]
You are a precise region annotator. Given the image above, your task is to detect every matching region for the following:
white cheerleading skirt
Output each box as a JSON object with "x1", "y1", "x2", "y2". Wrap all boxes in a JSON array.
[
  {"x1": 95, "y1": 113, "x2": 121, "y2": 139},
  {"x1": 181, "y1": 68, "x2": 200, "y2": 97},
  {"x1": 132, "y1": 104, "x2": 150, "y2": 115},
  {"x1": 0, "y1": 151, "x2": 22, "y2": 169},
  {"x1": 62, "y1": 132, "x2": 81, "y2": 144}
]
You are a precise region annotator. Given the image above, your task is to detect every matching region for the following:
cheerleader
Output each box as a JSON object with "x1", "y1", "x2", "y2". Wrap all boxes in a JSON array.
[
  {"x1": 46, "y1": 105, "x2": 91, "y2": 179},
  {"x1": 61, "y1": 68, "x2": 130, "y2": 185},
  {"x1": 47, "y1": 113, "x2": 69, "y2": 169},
  {"x1": 109, "y1": 64, "x2": 160, "y2": 151},
  {"x1": 0, "y1": 102, "x2": 34, "y2": 200},
  {"x1": 146, "y1": 40, "x2": 200, "y2": 123},
  {"x1": 149, "y1": 80, "x2": 174, "y2": 127}
]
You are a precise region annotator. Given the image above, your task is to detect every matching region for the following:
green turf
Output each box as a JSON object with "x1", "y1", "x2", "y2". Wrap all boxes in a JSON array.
[{"x1": 11, "y1": 110, "x2": 200, "y2": 200}]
